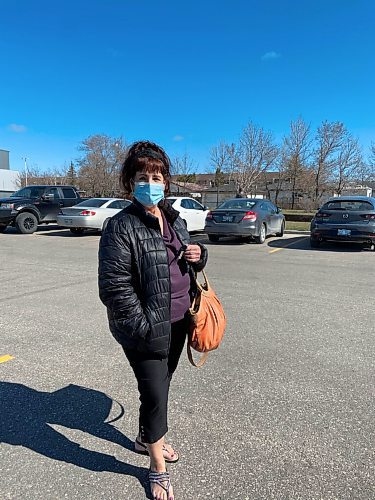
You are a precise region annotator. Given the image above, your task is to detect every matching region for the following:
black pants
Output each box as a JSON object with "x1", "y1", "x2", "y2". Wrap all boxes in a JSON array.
[{"x1": 123, "y1": 314, "x2": 188, "y2": 444}]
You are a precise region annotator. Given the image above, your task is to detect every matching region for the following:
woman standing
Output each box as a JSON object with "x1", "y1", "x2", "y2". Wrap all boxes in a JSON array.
[{"x1": 98, "y1": 141, "x2": 208, "y2": 500}]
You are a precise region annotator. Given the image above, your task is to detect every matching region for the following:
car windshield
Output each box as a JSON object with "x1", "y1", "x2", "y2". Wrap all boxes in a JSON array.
[
  {"x1": 323, "y1": 200, "x2": 374, "y2": 211},
  {"x1": 11, "y1": 187, "x2": 45, "y2": 198},
  {"x1": 218, "y1": 199, "x2": 256, "y2": 210},
  {"x1": 74, "y1": 198, "x2": 108, "y2": 208}
]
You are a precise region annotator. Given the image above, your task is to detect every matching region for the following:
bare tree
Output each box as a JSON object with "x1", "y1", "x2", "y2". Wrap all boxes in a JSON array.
[
  {"x1": 264, "y1": 148, "x2": 290, "y2": 205},
  {"x1": 17, "y1": 166, "x2": 37, "y2": 188},
  {"x1": 210, "y1": 142, "x2": 230, "y2": 172},
  {"x1": 210, "y1": 142, "x2": 230, "y2": 205},
  {"x1": 313, "y1": 121, "x2": 346, "y2": 201},
  {"x1": 225, "y1": 122, "x2": 279, "y2": 196},
  {"x1": 363, "y1": 143, "x2": 375, "y2": 183},
  {"x1": 283, "y1": 117, "x2": 312, "y2": 209},
  {"x1": 333, "y1": 136, "x2": 362, "y2": 195},
  {"x1": 17, "y1": 165, "x2": 67, "y2": 188},
  {"x1": 171, "y1": 152, "x2": 196, "y2": 190},
  {"x1": 77, "y1": 135, "x2": 127, "y2": 196}
]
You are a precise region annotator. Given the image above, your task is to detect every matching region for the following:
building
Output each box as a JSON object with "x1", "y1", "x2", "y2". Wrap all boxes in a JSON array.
[
  {"x1": 170, "y1": 173, "x2": 266, "y2": 207},
  {"x1": 0, "y1": 149, "x2": 20, "y2": 197}
]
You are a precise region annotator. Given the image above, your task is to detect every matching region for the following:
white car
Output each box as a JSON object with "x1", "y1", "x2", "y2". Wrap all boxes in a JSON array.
[
  {"x1": 167, "y1": 197, "x2": 209, "y2": 232},
  {"x1": 57, "y1": 197, "x2": 131, "y2": 235}
]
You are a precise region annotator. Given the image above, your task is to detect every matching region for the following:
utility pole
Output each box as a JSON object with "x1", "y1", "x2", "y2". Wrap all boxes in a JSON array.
[{"x1": 21, "y1": 157, "x2": 28, "y2": 186}]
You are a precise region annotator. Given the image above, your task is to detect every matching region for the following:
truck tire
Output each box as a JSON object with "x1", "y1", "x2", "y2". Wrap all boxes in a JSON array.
[{"x1": 15, "y1": 212, "x2": 38, "y2": 234}]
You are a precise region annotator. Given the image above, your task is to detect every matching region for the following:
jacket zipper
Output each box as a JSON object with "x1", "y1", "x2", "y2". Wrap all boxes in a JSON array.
[{"x1": 155, "y1": 218, "x2": 172, "y2": 355}]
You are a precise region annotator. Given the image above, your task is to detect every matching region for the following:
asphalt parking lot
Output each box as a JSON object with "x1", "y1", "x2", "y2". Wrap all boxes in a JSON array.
[{"x1": 1, "y1": 226, "x2": 374, "y2": 500}]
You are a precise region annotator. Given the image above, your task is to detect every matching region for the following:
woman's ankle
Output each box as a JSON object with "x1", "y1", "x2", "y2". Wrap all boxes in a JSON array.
[{"x1": 150, "y1": 460, "x2": 167, "y2": 473}]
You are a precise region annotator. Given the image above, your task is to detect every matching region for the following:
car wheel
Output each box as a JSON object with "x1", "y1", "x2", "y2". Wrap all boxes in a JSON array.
[
  {"x1": 15, "y1": 212, "x2": 38, "y2": 234},
  {"x1": 102, "y1": 218, "x2": 111, "y2": 232},
  {"x1": 70, "y1": 228, "x2": 85, "y2": 235},
  {"x1": 208, "y1": 235, "x2": 220, "y2": 242},
  {"x1": 276, "y1": 221, "x2": 285, "y2": 237},
  {"x1": 310, "y1": 237, "x2": 320, "y2": 248},
  {"x1": 0, "y1": 224, "x2": 7, "y2": 233},
  {"x1": 255, "y1": 223, "x2": 266, "y2": 244}
]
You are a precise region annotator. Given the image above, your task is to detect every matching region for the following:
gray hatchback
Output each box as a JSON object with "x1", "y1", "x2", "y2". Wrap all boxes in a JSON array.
[
  {"x1": 310, "y1": 196, "x2": 375, "y2": 249},
  {"x1": 204, "y1": 198, "x2": 285, "y2": 243}
]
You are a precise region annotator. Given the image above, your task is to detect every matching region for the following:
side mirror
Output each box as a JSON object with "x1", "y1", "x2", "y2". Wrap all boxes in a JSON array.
[
  {"x1": 276, "y1": 207, "x2": 282, "y2": 213},
  {"x1": 42, "y1": 194, "x2": 54, "y2": 201}
]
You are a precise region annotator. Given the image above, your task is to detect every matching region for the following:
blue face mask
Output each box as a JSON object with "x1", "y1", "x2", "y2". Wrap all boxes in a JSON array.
[{"x1": 134, "y1": 182, "x2": 165, "y2": 207}]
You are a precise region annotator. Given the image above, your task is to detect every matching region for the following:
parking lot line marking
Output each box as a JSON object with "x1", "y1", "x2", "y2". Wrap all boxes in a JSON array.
[
  {"x1": 0, "y1": 354, "x2": 14, "y2": 364},
  {"x1": 269, "y1": 237, "x2": 308, "y2": 254}
]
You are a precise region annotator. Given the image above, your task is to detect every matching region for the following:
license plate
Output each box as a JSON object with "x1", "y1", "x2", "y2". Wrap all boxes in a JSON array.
[
  {"x1": 64, "y1": 218, "x2": 73, "y2": 225},
  {"x1": 222, "y1": 215, "x2": 233, "y2": 222},
  {"x1": 337, "y1": 229, "x2": 351, "y2": 236}
]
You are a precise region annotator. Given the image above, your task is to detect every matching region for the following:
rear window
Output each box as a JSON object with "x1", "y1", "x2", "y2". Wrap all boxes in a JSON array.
[
  {"x1": 74, "y1": 198, "x2": 108, "y2": 208},
  {"x1": 323, "y1": 200, "x2": 374, "y2": 211},
  {"x1": 62, "y1": 187, "x2": 77, "y2": 199},
  {"x1": 218, "y1": 199, "x2": 256, "y2": 210}
]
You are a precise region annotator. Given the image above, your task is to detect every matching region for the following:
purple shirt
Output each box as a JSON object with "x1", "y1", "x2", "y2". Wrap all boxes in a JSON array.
[{"x1": 161, "y1": 212, "x2": 191, "y2": 323}]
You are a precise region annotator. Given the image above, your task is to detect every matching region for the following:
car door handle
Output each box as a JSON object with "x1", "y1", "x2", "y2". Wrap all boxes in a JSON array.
[{"x1": 59, "y1": 202, "x2": 64, "y2": 207}]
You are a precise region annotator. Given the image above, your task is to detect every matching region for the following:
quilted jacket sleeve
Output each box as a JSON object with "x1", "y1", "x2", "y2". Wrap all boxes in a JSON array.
[
  {"x1": 98, "y1": 219, "x2": 150, "y2": 341},
  {"x1": 191, "y1": 242, "x2": 208, "y2": 272}
]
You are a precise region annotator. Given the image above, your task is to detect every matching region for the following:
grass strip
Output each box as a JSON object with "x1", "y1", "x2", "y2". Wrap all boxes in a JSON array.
[{"x1": 286, "y1": 221, "x2": 310, "y2": 231}]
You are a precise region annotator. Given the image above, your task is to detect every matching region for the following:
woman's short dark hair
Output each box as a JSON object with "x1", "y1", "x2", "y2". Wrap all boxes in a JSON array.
[{"x1": 120, "y1": 141, "x2": 171, "y2": 195}]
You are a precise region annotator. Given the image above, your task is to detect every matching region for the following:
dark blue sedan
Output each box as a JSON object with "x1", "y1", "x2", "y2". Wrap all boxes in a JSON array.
[{"x1": 310, "y1": 196, "x2": 375, "y2": 249}]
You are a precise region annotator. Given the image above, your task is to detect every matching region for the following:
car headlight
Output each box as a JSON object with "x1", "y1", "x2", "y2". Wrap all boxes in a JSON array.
[{"x1": 0, "y1": 203, "x2": 14, "y2": 209}]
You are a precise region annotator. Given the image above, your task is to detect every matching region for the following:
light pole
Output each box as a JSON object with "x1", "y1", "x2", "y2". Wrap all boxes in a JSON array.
[{"x1": 21, "y1": 157, "x2": 28, "y2": 186}]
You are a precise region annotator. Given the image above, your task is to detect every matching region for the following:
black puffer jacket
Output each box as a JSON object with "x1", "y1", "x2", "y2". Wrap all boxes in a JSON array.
[{"x1": 98, "y1": 199, "x2": 208, "y2": 358}]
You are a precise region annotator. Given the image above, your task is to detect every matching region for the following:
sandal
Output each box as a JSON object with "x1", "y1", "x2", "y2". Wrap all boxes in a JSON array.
[
  {"x1": 149, "y1": 470, "x2": 174, "y2": 500},
  {"x1": 134, "y1": 438, "x2": 179, "y2": 463}
]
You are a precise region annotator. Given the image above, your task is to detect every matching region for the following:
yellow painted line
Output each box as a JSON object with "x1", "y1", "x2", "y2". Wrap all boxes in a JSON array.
[
  {"x1": 269, "y1": 237, "x2": 308, "y2": 254},
  {"x1": 0, "y1": 354, "x2": 14, "y2": 364}
]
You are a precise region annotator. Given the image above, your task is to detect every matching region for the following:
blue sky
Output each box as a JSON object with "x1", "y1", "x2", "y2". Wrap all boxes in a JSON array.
[{"x1": 1, "y1": 0, "x2": 374, "y2": 173}]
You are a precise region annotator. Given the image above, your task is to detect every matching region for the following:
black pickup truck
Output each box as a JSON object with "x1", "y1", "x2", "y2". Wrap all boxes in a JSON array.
[{"x1": 0, "y1": 185, "x2": 84, "y2": 234}]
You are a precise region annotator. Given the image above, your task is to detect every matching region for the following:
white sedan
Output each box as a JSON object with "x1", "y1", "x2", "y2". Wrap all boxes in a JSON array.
[
  {"x1": 167, "y1": 197, "x2": 209, "y2": 232},
  {"x1": 57, "y1": 197, "x2": 131, "y2": 235}
]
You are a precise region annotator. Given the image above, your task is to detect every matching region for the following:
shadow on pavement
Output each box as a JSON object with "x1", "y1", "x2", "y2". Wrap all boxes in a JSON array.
[
  {"x1": 196, "y1": 236, "x2": 254, "y2": 246},
  {"x1": 38, "y1": 229, "x2": 101, "y2": 238},
  {"x1": 1, "y1": 225, "x2": 65, "y2": 235},
  {"x1": 1, "y1": 225, "x2": 100, "y2": 238},
  {"x1": 0, "y1": 382, "x2": 151, "y2": 496},
  {"x1": 267, "y1": 236, "x2": 371, "y2": 252}
]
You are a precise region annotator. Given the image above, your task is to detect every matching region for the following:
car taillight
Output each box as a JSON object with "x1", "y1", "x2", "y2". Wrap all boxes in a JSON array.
[
  {"x1": 361, "y1": 214, "x2": 375, "y2": 220},
  {"x1": 80, "y1": 210, "x2": 96, "y2": 216},
  {"x1": 206, "y1": 212, "x2": 213, "y2": 220},
  {"x1": 242, "y1": 211, "x2": 257, "y2": 221},
  {"x1": 316, "y1": 212, "x2": 331, "y2": 218}
]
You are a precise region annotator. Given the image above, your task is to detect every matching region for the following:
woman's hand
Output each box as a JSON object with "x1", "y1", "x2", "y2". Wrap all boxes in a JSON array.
[{"x1": 183, "y1": 244, "x2": 201, "y2": 263}]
